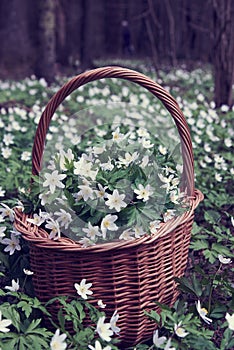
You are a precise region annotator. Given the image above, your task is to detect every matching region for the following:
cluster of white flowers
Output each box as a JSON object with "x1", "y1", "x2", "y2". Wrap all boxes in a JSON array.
[
  {"x1": 0, "y1": 203, "x2": 22, "y2": 255},
  {"x1": 34, "y1": 122, "x2": 185, "y2": 245},
  {"x1": 73, "y1": 279, "x2": 120, "y2": 349}
]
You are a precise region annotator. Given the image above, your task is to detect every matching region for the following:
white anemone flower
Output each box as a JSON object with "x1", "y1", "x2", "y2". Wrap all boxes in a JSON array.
[
  {"x1": 141, "y1": 138, "x2": 154, "y2": 149},
  {"x1": 0, "y1": 186, "x2": 5, "y2": 197},
  {"x1": 39, "y1": 191, "x2": 51, "y2": 206},
  {"x1": 118, "y1": 152, "x2": 139, "y2": 166},
  {"x1": 225, "y1": 313, "x2": 234, "y2": 330},
  {"x1": 96, "y1": 316, "x2": 113, "y2": 342},
  {"x1": 27, "y1": 213, "x2": 46, "y2": 226},
  {"x1": 1, "y1": 234, "x2": 21, "y2": 255},
  {"x1": 23, "y1": 269, "x2": 34, "y2": 276},
  {"x1": 218, "y1": 254, "x2": 232, "y2": 264},
  {"x1": 195, "y1": 300, "x2": 212, "y2": 324},
  {"x1": 110, "y1": 310, "x2": 121, "y2": 334},
  {"x1": 1, "y1": 147, "x2": 12, "y2": 159},
  {"x1": 174, "y1": 321, "x2": 189, "y2": 337},
  {"x1": 158, "y1": 173, "x2": 174, "y2": 192},
  {"x1": 215, "y1": 173, "x2": 222, "y2": 182},
  {"x1": 159, "y1": 145, "x2": 168, "y2": 155},
  {"x1": 92, "y1": 146, "x2": 106, "y2": 155},
  {"x1": 119, "y1": 229, "x2": 135, "y2": 241},
  {"x1": 137, "y1": 127, "x2": 150, "y2": 138},
  {"x1": 43, "y1": 170, "x2": 66, "y2": 194},
  {"x1": 45, "y1": 218, "x2": 61, "y2": 239},
  {"x1": 50, "y1": 329, "x2": 67, "y2": 350},
  {"x1": 152, "y1": 329, "x2": 166, "y2": 347},
  {"x1": 79, "y1": 237, "x2": 95, "y2": 248},
  {"x1": 77, "y1": 185, "x2": 94, "y2": 202},
  {"x1": 112, "y1": 127, "x2": 124, "y2": 143},
  {"x1": 231, "y1": 217, "x2": 234, "y2": 227},
  {"x1": 74, "y1": 157, "x2": 97, "y2": 180},
  {"x1": 140, "y1": 155, "x2": 149, "y2": 168},
  {"x1": 163, "y1": 210, "x2": 176, "y2": 222},
  {"x1": 105, "y1": 189, "x2": 127, "y2": 212},
  {"x1": 0, "y1": 203, "x2": 15, "y2": 222},
  {"x1": 3, "y1": 133, "x2": 14, "y2": 146},
  {"x1": 101, "y1": 214, "x2": 118, "y2": 239},
  {"x1": 82, "y1": 222, "x2": 102, "y2": 240},
  {"x1": 54, "y1": 209, "x2": 72, "y2": 229},
  {"x1": 97, "y1": 300, "x2": 106, "y2": 309},
  {"x1": 134, "y1": 226, "x2": 145, "y2": 238},
  {"x1": 59, "y1": 148, "x2": 74, "y2": 170},
  {"x1": 0, "y1": 226, "x2": 6, "y2": 238},
  {"x1": 21, "y1": 151, "x2": 31, "y2": 161},
  {"x1": 149, "y1": 220, "x2": 161, "y2": 234},
  {"x1": 5, "y1": 279, "x2": 20, "y2": 292},
  {"x1": 74, "y1": 279, "x2": 93, "y2": 300},
  {"x1": 164, "y1": 166, "x2": 176, "y2": 175},
  {"x1": 95, "y1": 184, "x2": 108, "y2": 198},
  {"x1": 169, "y1": 190, "x2": 180, "y2": 204},
  {"x1": 134, "y1": 184, "x2": 153, "y2": 202},
  {"x1": 100, "y1": 158, "x2": 114, "y2": 171},
  {"x1": 0, "y1": 311, "x2": 12, "y2": 333}
]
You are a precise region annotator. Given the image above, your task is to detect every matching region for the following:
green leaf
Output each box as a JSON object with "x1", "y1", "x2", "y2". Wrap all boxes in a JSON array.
[
  {"x1": 24, "y1": 319, "x2": 42, "y2": 334},
  {"x1": 0, "y1": 288, "x2": 6, "y2": 296},
  {"x1": 190, "y1": 239, "x2": 209, "y2": 251},
  {"x1": 18, "y1": 301, "x2": 33, "y2": 318},
  {"x1": 174, "y1": 276, "x2": 201, "y2": 297},
  {"x1": 57, "y1": 308, "x2": 65, "y2": 330},
  {"x1": 0, "y1": 306, "x2": 21, "y2": 333},
  {"x1": 0, "y1": 251, "x2": 10, "y2": 269},
  {"x1": 73, "y1": 301, "x2": 86, "y2": 323},
  {"x1": 210, "y1": 305, "x2": 227, "y2": 319},
  {"x1": 203, "y1": 249, "x2": 217, "y2": 263},
  {"x1": 1, "y1": 337, "x2": 19, "y2": 350},
  {"x1": 211, "y1": 243, "x2": 233, "y2": 257},
  {"x1": 204, "y1": 210, "x2": 221, "y2": 224}
]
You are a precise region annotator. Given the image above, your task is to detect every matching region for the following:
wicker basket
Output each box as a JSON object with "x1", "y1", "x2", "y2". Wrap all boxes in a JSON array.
[{"x1": 14, "y1": 66, "x2": 203, "y2": 347}]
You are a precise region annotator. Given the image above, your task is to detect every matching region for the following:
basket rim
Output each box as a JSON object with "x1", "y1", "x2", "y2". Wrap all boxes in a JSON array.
[{"x1": 14, "y1": 189, "x2": 203, "y2": 253}]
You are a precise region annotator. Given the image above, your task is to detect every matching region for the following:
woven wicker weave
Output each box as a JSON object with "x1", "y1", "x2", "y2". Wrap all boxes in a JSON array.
[{"x1": 14, "y1": 66, "x2": 203, "y2": 346}]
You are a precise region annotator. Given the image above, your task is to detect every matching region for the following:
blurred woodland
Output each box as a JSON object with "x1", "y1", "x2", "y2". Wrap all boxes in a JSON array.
[{"x1": 0, "y1": 0, "x2": 233, "y2": 107}]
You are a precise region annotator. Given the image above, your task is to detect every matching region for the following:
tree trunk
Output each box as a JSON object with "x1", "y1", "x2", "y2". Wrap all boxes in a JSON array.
[
  {"x1": 212, "y1": 0, "x2": 234, "y2": 107},
  {"x1": 55, "y1": 0, "x2": 67, "y2": 66},
  {"x1": 104, "y1": 0, "x2": 125, "y2": 57},
  {"x1": 164, "y1": 0, "x2": 177, "y2": 66},
  {"x1": 80, "y1": 0, "x2": 105, "y2": 69},
  {"x1": 35, "y1": 0, "x2": 56, "y2": 83},
  {"x1": 0, "y1": 0, "x2": 31, "y2": 78}
]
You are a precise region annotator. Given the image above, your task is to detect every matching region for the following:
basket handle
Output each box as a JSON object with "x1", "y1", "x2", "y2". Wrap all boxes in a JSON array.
[{"x1": 32, "y1": 66, "x2": 194, "y2": 196}]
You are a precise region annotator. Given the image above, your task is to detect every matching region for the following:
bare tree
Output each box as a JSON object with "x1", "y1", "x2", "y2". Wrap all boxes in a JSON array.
[
  {"x1": 0, "y1": 0, "x2": 31, "y2": 77},
  {"x1": 212, "y1": 0, "x2": 234, "y2": 107},
  {"x1": 35, "y1": 0, "x2": 56, "y2": 83},
  {"x1": 80, "y1": 0, "x2": 105, "y2": 69}
]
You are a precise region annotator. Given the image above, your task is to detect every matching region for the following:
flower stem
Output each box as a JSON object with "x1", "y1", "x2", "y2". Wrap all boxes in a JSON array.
[{"x1": 208, "y1": 263, "x2": 222, "y2": 313}]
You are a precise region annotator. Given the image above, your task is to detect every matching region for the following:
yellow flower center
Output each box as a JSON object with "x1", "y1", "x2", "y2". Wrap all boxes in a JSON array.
[
  {"x1": 52, "y1": 341, "x2": 60, "y2": 350},
  {"x1": 176, "y1": 327, "x2": 184, "y2": 336},
  {"x1": 201, "y1": 307, "x2": 208, "y2": 315}
]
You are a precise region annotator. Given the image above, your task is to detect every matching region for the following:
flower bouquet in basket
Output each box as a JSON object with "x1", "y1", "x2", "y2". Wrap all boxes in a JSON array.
[
  {"x1": 23, "y1": 121, "x2": 188, "y2": 246},
  {"x1": 14, "y1": 66, "x2": 203, "y2": 346}
]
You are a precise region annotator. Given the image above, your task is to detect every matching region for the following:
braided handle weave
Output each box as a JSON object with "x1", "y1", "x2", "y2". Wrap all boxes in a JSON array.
[{"x1": 32, "y1": 66, "x2": 194, "y2": 195}]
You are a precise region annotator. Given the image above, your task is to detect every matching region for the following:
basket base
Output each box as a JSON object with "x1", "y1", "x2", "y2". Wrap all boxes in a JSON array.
[{"x1": 28, "y1": 213, "x2": 193, "y2": 346}]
